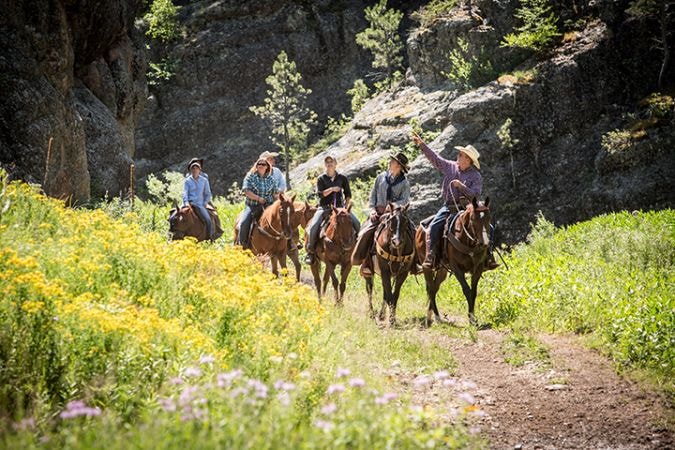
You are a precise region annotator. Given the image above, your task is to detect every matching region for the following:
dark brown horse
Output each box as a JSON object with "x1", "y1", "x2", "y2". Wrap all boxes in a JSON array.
[
  {"x1": 234, "y1": 193, "x2": 296, "y2": 277},
  {"x1": 365, "y1": 203, "x2": 415, "y2": 325},
  {"x1": 168, "y1": 204, "x2": 223, "y2": 242},
  {"x1": 286, "y1": 201, "x2": 318, "y2": 282},
  {"x1": 414, "y1": 197, "x2": 491, "y2": 326},
  {"x1": 309, "y1": 204, "x2": 357, "y2": 304}
]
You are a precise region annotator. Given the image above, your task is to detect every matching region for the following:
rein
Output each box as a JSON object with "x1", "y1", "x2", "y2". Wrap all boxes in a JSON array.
[
  {"x1": 374, "y1": 211, "x2": 415, "y2": 269},
  {"x1": 256, "y1": 203, "x2": 291, "y2": 241}
]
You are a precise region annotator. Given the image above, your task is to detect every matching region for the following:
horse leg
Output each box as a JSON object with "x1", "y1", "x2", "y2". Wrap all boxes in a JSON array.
[
  {"x1": 469, "y1": 270, "x2": 483, "y2": 326},
  {"x1": 310, "y1": 261, "x2": 322, "y2": 300},
  {"x1": 390, "y1": 271, "x2": 408, "y2": 327},
  {"x1": 288, "y1": 246, "x2": 301, "y2": 282},
  {"x1": 322, "y1": 263, "x2": 335, "y2": 301},
  {"x1": 337, "y1": 263, "x2": 351, "y2": 306},
  {"x1": 380, "y1": 266, "x2": 393, "y2": 324},
  {"x1": 453, "y1": 271, "x2": 475, "y2": 325},
  {"x1": 365, "y1": 275, "x2": 375, "y2": 320},
  {"x1": 271, "y1": 256, "x2": 279, "y2": 278},
  {"x1": 425, "y1": 270, "x2": 447, "y2": 326},
  {"x1": 278, "y1": 250, "x2": 288, "y2": 277}
]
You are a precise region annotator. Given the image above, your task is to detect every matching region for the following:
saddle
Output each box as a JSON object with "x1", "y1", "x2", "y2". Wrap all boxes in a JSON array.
[
  {"x1": 318, "y1": 209, "x2": 332, "y2": 239},
  {"x1": 204, "y1": 204, "x2": 224, "y2": 239}
]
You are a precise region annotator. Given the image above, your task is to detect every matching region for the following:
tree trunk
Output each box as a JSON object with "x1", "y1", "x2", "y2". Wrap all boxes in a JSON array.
[
  {"x1": 657, "y1": 3, "x2": 671, "y2": 90},
  {"x1": 284, "y1": 121, "x2": 291, "y2": 190}
]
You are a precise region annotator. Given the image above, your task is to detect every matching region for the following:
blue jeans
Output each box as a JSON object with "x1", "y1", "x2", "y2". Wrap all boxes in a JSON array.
[
  {"x1": 192, "y1": 204, "x2": 214, "y2": 239},
  {"x1": 429, "y1": 205, "x2": 455, "y2": 249},
  {"x1": 238, "y1": 205, "x2": 263, "y2": 247},
  {"x1": 305, "y1": 207, "x2": 361, "y2": 253}
]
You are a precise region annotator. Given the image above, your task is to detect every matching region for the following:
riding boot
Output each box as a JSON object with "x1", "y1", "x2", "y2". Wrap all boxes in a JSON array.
[
  {"x1": 422, "y1": 236, "x2": 436, "y2": 270},
  {"x1": 360, "y1": 255, "x2": 373, "y2": 277},
  {"x1": 485, "y1": 251, "x2": 499, "y2": 271}
]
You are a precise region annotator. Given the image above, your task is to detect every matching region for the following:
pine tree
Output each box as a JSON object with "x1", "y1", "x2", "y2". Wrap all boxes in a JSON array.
[
  {"x1": 501, "y1": 0, "x2": 560, "y2": 53},
  {"x1": 355, "y1": 0, "x2": 404, "y2": 89},
  {"x1": 628, "y1": 0, "x2": 674, "y2": 89},
  {"x1": 250, "y1": 51, "x2": 317, "y2": 189}
]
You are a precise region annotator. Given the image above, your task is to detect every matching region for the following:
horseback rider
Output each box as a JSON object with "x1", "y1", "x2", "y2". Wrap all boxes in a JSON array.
[
  {"x1": 352, "y1": 152, "x2": 411, "y2": 277},
  {"x1": 183, "y1": 157, "x2": 215, "y2": 241},
  {"x1": 260, "y1": 150, "x2": 286, "y2": 193},
  {"x1": 304, "y1": 155, "x2": 360, "y2": 264},
  {"x1": 237, "y1": 157, "x2": 279, "y2": 249},
  {"x1": 411, "y1": 133, "x2": 498, "y2": 270}
]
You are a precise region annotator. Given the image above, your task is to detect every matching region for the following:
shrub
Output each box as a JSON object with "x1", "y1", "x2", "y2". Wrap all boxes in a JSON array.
[
  {"x1": 411, "y1": 0, "x2": 457, "y2": 28},
  {"x1": 144, "y1": 0, "x2": 181, "y2": 42},
  {"x1": 442, "y1": 38, "x2": 495, "y2": 90},
  {"x1": 501, "y1": 0, "x2": 561, "y2": 53}
]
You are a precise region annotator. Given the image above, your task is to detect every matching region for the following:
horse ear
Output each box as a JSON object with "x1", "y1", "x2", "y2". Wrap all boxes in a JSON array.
[
  {"x1": 472, "y1": 197, "x2": 478, "y2": 209},
  {"x1": 484, "y1": 196, "x2": 490, "y2": 207},
  {"x1": 291, "y1": 194, "x2": 296, "y2": 203},
  {"x1": 304, "y1": 200, "x2": 310, "y2": 208},
  {"x1": 403, "y1": 203, "x2": 410, "y2": 212}
]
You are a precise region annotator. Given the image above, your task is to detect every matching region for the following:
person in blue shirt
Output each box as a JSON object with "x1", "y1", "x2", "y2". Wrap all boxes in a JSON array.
[
  {"x1": 237, "y1": 157, "x2": 279, "y2": 249},
  {"x1": 260, "y1": 151, "x2": 287, "y2": 193},
  {"x1": 183, "y1": 157, "x2": 215, "y2": 240}
]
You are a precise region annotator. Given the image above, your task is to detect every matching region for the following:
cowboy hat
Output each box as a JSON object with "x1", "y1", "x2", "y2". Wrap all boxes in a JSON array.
[
  {"x1": 259, "y1": 151, "x2": 279, "y2": 159},
  {"x1": 187, "y1": 157, "x2": 204, "y2": 171},
  {"x1": 390, "y1": 152, "x2": 409, "y2": 173},
  {"x1": 454, "y1": 145, "x2": 480, "y2": 170}
]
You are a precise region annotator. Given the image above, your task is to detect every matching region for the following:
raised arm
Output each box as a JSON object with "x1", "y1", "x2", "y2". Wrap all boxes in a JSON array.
[{"x1": 411, "y1": 133, "x2": 453, "y2": 174}]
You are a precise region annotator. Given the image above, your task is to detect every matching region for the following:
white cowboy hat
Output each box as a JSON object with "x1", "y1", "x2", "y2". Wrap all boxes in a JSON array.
[{"x1": 454, "y1": 145, "x2": 480, "y2": 170}]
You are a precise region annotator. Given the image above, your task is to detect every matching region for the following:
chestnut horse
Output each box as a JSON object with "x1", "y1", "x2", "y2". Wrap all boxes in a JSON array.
[
  {"x1": 234, "y1": 193, "x2": 296, "y2": 277},
  {"x1": 168, "y1": 204, "x2": 223, "y2": 242},
  {"x1": 309, "y1": 204, "x2": 357, "y2": 304},
  {"x1": 365, "y1": 203, "x2": 415, "y2": 325},
  {"x1": 414, "y1": 197, "x2": 492, "y2": 326},
  {"x1": 286, "y1": 201, "x2": 318, "y2": 282}
]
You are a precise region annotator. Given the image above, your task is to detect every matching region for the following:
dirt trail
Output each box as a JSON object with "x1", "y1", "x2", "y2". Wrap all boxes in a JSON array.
[{"x1": 389, "y1": 323, "x2": 673, "y2": 449}]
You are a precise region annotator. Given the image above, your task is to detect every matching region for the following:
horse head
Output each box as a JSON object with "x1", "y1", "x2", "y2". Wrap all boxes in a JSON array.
[
  {"x1": 168, "y1": 203, "x2": 195, "y2": 240},
  {"x1": 465, "y1": 197, "x2": 491, "y2": 247},
  {"x1": 278, "y1": 193, "x2": 296, "y2": 240},
  {"x1": 380, "y1": 203, "x2": 412, "y2": 250},
  {"x1": 292, "y1": 200, "x2": 317, "y2": 229},
  {"x1": 328, "y1": 203, "x2": 356, "y2": 249}
]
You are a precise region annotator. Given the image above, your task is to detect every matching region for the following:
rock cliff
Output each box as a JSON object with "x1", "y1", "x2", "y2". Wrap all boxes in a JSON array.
[
  {"x1": 0, "y1": 0, "x2": 147, "y2": 202},
  {"x1": 290, "y1": 0, "x2": 675, "y2": 242}
]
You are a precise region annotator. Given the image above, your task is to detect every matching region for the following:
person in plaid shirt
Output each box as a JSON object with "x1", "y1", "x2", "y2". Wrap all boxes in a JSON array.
[{"x1": 237, "y1": 157, "x2": 279, "y2": 249}]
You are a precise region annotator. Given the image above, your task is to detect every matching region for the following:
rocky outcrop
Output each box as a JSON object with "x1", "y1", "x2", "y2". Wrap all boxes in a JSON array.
[
  {"x1": 134, "y1": 0, "x2": 372, "y2": 192},
  {"x1": 290, "y1": 1, "x2": 675, "y2": 243},
  {"x1": 0, "y1": 0, "x2": 146, "y2": 202}
]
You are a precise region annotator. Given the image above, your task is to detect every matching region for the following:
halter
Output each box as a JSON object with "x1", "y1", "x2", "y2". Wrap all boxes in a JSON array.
[
  {"x1": 255, "y1": 201, "x2": 292, "y2": 241},
  {"x1": 374, "y1": 209, "x2": 415, "y2": 269}
]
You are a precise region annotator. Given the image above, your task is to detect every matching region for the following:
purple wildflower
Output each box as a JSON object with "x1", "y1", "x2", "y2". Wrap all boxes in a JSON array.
[
  {"x1": 461, "y1": 380, "x2": 477, "y2": 390},
  {"x1": 217, "y1": 369, "x2": 242, "y2": 388},
  {"x1": 184, "y1": 367, "x2": 202, "y2": 378},
  {"x1": 443, "y1": 378, "x2": 458, "y2": 387},
  {"x1": 335, "y1": 367, "x2": 351, "y2": 378},
  {"x1": 413, "y1": 375, "x2": 432, "y2": 387},
  {"x1": 158, "y1": 397, "x2": 176, "y2": 413},
  {"x1": 433, "y1": 370, "x2": 450, "y2": 380},
  {"x1": 12, "y1": 417, "x2": 36, "y2": 431},
  {"x1": 313, "y1": 419, "x2": 334, "y2": 433},
  {"x1": 199, "y1": 354, "x2": 215, "y2": 365},
  {"x1": 274, "y1": 380, "x2": 296, "y2": 391},
  {"x1": 374, "y1": 392, "x2": 397, "y2": 405},
  {"x1": 169, "y1": 377, "x2": 184, "y2": 385},
  {"x1": 320, "y1": 403, "x2": 337, "y2": 415},
  {"x1": 59, "y1": 400, "x2": 101, "y2": 419},
  {"x1": 457, "y1": 392, "x2": 476, "y2": 404},
  {"x1": 326, "y1": 383, "x2": 345, "y2": 395},
  {"x1": 348, "y1": 377, "x2": 366, "y2": 388}
]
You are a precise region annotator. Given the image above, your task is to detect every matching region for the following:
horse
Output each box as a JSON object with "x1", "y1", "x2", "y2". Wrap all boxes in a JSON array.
[
  {"x1": 234, "y1": 193, "x2": 296, "y2": 277},
  {"x1": 309, "y1": 204, "x2": 357, "y2": 304},
  {"x1": 414, "y1": 197, "x2": 492, "y2": 326},
  {"x1": 365, "y1": 203, "x2": 415, "y2": 326},
  {"x1": 286, "y1": 200, "x2": 317, "y2": 282},
  {"x1": 168, "y1": 204, "x2": 223, "y2": 242}
]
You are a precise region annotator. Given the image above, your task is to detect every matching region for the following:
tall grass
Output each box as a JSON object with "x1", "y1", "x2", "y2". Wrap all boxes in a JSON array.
[{"x1": 0, "y1": 173, "x2": 476, "y2": 448}]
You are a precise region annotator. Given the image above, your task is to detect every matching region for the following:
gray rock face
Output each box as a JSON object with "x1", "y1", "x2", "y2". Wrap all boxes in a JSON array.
[
  {"x1": 291, "y1": 1, "x2": 675, "y2": 242},
  {"x1": 134, "y1": 0, "x2": 371, "y2": 192},
  {"x1": 0, "y1": 0, "x2": 146, "y2": 202}
]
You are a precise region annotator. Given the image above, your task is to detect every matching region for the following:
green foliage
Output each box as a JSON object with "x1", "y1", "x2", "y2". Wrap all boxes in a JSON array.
[
  {"x1": 442, "y1": 38, "x2": 495, "y2": 90},
  {"x1": 305, "y1": 115, "x2": 351, "y2": 159},
  {"x1": 250, "y1": 51, "x2": 317, "y2": 188},
  {"x1": 355, "y1": 0, "x2": 404, "y2": 90},
  {"x1": 501, "y1": 331, "x2": 551, "y2": 369},
  {"x1": 145, "y1": 171, "x2": 185, "y2": 205},
  {"x1": 144, "y1": 0, "x2": 181, "y2": 42},
  {"x1": 147, "y1": 58, "x2": 179, "y2": 86},
  {"x1": 497, "y1": 118, "x2": 519, "y2": 188},
  {"x1": 627, "y1": 0, "x2": 662, "y2": 17},
  {"x1": 347, "y1": 79, "x2": 370, "y2": 114},
  {"x1": 477, "y1": 210, "x2": 675, "y2": 385},
  {"x1": 642, "y1": 93, "x2": 674, "y2": 120},
  {"x1": 501, "y1": 0, "x2": 561, "y2": 53},
  {"x1": 601, "y1": 129, "x2": 634, "y2": 155},
  {"x1": 412, "y1": 0, "x2": 457, "y2": 28}
]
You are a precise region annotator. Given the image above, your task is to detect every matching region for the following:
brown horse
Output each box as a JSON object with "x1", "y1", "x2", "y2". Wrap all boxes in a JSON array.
[
  {"x1": 310, "y1": 204, "x2": 357, "y2": 304},
  {"x1": 414, "y1": 197, "x2": 492, "y2": 326},
  {"x1": 365, "y1": 203, "x2": 415, "y2": 325},
  {"x1": 234, "y1": 193, "x2": 296, "y2": 277},
  {"x1": 285, "y1": 201, "x2": 317, "y2": 282},
  {"x1": 168, "y1": 204, "x2": 223, "y2": 242}
]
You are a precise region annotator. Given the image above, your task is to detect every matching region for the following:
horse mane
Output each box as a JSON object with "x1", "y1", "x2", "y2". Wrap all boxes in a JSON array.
[{"x1": 325, "y1": 207, "x2": 351, "y2": 238}]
